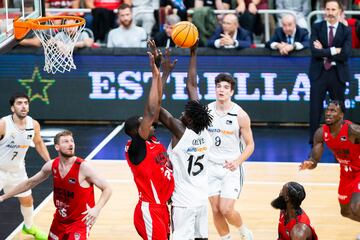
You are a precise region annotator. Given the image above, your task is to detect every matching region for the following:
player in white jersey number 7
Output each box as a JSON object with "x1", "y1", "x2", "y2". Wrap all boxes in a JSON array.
[{"x1": 0, "y1": 92, "x2": 51, "y2": 240}]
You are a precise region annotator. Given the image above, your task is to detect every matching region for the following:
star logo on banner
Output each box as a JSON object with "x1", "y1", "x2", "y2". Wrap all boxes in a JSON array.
[{"x1": 18, "y1": 67, "x2": 56, "y2": 104}]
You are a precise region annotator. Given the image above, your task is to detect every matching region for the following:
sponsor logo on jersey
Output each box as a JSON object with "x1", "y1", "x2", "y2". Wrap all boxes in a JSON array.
[
  {"x1": 340, "y1": 136, "x2": 347, "y2": 141},
  {"x1": 186, "y1": 146, "x2": 208, "y2": 153},
  {"x1": 226, "y1": 120, "x2": 232, "y2": 125},
  {"x1": 74, "y1": 233, "x2": 81, "y2": 240},
  {"x1": 27, "y1": 134, "x2": 32, "y2": 139},
  {"x1": 338, "y1": 194, "x2": 348, "y2": 200},
  {"x1": 68, "y1": 178, "x2": 76, "y2": 184},
  {"x1": 324, "y1": 132, "x2": 329, "y2": 141},
  {"x1": 208, "y1": 128, "x2": 234, "y2": 135}
]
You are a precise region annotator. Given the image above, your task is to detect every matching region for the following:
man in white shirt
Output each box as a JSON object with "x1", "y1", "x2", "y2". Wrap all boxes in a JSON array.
[{"x1": 107, "y1": 3, "x2": 147, "y2": 48}]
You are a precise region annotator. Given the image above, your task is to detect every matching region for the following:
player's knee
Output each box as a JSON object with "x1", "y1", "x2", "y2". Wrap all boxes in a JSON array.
[
  {"x1": 219, "y1": 205, "x2": 233, "y2": 217},
  {"x1": 19, "y1": 195, "x2": 33, "y2": 206}
]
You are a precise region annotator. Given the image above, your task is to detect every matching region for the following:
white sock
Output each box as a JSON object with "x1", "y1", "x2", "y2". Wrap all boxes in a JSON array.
[
  {"x1": 20, "y1": 205, "x2": 34, "y2": 229},
  {"x1": 220, "y1": 233, "x2": 231, "y2": 240}
]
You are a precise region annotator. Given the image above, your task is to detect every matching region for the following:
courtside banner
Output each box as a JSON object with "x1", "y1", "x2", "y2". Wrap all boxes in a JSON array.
[{"x1": 0, "y1": 54, "x2": 359, "y2": 122}]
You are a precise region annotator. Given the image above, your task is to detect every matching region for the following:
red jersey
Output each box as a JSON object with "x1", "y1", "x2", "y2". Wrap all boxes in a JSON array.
[
  {"x1": 323, "y1": 120, "x2": 360, "y2": 174},
  {"x1": 278, "y1": 209, "x2": 318, "y2": 240},
  {"x1": 52, "y1": 157, "x2": 95, "y2": 223},
  {"x1": 125, "y1": 137, "x2": 174, "y2": 204}
]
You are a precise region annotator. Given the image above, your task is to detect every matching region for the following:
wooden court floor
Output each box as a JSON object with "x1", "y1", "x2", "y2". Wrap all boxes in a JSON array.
[{"x1": 13, "y1": 161, "x2": 359, "y2": 240}]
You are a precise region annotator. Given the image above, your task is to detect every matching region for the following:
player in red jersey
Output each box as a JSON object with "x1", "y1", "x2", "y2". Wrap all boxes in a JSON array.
[
  {"x1": 124, "y1": 41, "x2": 176, "y2": 240},
  {"x1": 0, "y1": 130, "x2": 112, "y2": 240},
  {"x1": 271, "y1": 182, "x2": 317, "y2": 240},
  {"x1": 300, "y1": 100, "x2": 360, "y2": 222}
]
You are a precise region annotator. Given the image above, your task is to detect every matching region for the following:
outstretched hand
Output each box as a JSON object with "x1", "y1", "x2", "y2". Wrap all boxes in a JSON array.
[
  {"x1": 162, "y1": 48, "x2": 178, "y2": 75},
  {"x1": 147, "y1": 51, "x2": 162, "y2": 76},
  {"x1": 299, "y1": 160, "x2": 315, "y2": 171},
  {"x1": 147, "y1": 39, "x2": 162, "y2": 68},
  {"x1": 82, "y1": 204, "x2": 100, "y2": 226}
]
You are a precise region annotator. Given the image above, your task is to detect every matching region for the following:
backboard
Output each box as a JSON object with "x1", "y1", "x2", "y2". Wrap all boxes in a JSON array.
[{"x1": 0, "y1": 0, "x2": 43, "y2": 53}]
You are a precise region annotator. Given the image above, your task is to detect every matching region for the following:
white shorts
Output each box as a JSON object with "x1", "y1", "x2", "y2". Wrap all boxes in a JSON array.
[
  {"x1": 208, "y1": 161, "x2": 244, "y2": 199},
  {"x1": 0, "y1": 168, "x2": 31, "y2": 197},
  {"x1": 171, "y1": 205, "x2": 208, "y2": 239}
]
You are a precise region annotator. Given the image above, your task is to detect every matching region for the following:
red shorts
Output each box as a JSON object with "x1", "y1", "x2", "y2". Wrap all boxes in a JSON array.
[
  {"x1": 338, "y1": 170, "x2": 360, "y2": 205},
  {"x1": 48, "y1": 219, "x2": 90, "y2": 240},
  {"x1": 134, "y1": 201, "x2": 170, "y2": 240}
]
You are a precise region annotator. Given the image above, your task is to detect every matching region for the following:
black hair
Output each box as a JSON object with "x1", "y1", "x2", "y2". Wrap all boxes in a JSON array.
[
  {"x1": 328, "y1": 100, "x2": 345, "y2": 114},
  {"x1": 9, "y1": 92, "x2": 30, "y2": 106},
  {"x1": 124, "y1": 116, "x2": 140, "y2": 137},
  {"x1": 215, "y1": 73, "x2": 235, "y2": 90},
  {"x1": 184, "y1": 100, "x2": 213, "y2": 134},
  {"x1": 324, "y1": 0, "x2": 344, "y2": 11},
  {"x1": 287, "y1": 182, "x2": 306, "y2": 210}
]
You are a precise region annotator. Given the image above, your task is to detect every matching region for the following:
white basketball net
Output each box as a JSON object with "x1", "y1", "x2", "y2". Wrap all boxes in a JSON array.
[{"x1": 31, "y1": 18, "x2": 85, "y2": 74}]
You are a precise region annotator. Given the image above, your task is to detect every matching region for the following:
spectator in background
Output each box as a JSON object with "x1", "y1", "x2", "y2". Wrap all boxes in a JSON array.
[
  {"x1": 84, "y1": 0, "x2": 129, "y2": 40},
  {"x1": 339, "y1": 10, "x2": 360, "y2": 48},
  {"x1": 207, "y1": 13, "x2": 252, "y2": 49},
  {"x1": 308, "y1": 0, "x2": 351, "y2": 145},
  {"x1": 160, "y1": 0, "x2": 194, "y2": 21},
  {"x1": 154, "y1": 14, "x2": 180, "y2": 47},
  {"x1": 132, "y1": 0, "x2": 157, "y2": 37},
  {"x1": 45, "y1": 0, "x2": 80, "y2": 9},
  {"x1": 195, "y1": 0, "x2": 230, "y2": 10},
  {"x1": 234, "y1": 0, "x2": 270, "y2": 36},
  {"x1": 276, "y1": 0, "x2": 310, "y2": 30},
  {"x1": 266, "y1": 14, "x2": 309, "y2": 55},
  {"x1": 107, "y1": 3, "x2": 147, "y2": 48}
]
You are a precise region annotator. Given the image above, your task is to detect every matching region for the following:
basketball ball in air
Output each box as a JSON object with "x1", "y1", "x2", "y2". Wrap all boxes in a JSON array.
[{"x1": 171, "y1": 21, "x2": 199, "y2": 48}]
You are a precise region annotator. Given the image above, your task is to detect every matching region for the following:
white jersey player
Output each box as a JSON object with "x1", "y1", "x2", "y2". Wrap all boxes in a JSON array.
[
  {"x1": 208, "y1": 74, "x2": 255, "y2": 240},
  {"x1": 0, "y1": 93, "x2": 50, "y2": 239},
  {"x1": 168, "y1": 128, "x2": 211, "y2": 239},
  {"x1": 159, "y1": 43, "x2": 213, "y2": 239}
]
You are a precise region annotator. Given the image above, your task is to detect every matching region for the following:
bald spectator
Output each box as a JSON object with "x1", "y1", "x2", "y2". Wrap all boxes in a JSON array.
[
  {"x1": 265, "y1": 14, "x2": 309, "y2": 55},
  {"x1": 107, "y1": 3, "x2": 147, "y2": 48},
  {"x1": 154, "y1": 14, "x2": 180, "y2": 47},
  {"x1": 276, "y1": 0, "x2": 310, "y2": 29},
  {"x1": 207, "y1": 13, "x2": 252, "y2": 49}
]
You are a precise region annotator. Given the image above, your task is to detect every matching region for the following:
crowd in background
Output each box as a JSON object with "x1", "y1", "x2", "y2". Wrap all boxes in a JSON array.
[{"x1": 2, "y1": 0, "x2": 360, "y2": 49}]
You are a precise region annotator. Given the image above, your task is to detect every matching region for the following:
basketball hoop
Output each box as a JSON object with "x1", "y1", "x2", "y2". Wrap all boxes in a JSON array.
[{"x1": 14, "y1": 16, "x2": 85, "y2": 74}]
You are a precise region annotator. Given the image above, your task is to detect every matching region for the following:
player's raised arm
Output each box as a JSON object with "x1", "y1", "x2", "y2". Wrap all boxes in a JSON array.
[
  {"x1": 138, "y1": 42, "x2": 162, "y2": 140},
  {"x1": 33, "y1": 120, "x2": 51, "y2": 161},
  {"x1": 186, "y1": 41, "x2": 199, "y2": 101},
  {"x1": 299, "y1": 127, "x2": 324, "y2": 170},
  {"x1": 0, "y1": 160, "x2": 53, "y2": 202}
]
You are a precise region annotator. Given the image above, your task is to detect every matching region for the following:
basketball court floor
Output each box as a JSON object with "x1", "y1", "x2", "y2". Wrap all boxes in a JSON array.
[{"x1": 1, "y1": 124, "x2": 359, "y2": 240}]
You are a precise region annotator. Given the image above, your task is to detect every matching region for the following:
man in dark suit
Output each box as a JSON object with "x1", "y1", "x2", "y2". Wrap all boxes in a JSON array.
[
  {"x1": 207, "y1": 13, "x2": 252, "y2": 49},
  {"x1": 265, "y1": 14, "x2": 309, "y2": 55},
  {"x1": 308, "y1": 0, "x2": 351, "y2": 145},
  {"x1": 153, "y1": 14, "x2": 180, "y2": 47}
]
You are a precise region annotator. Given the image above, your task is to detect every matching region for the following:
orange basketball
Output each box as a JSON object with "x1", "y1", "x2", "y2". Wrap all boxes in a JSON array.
[{"x1": 171, "y1": 21, "x2": 198, "y2": 48}]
